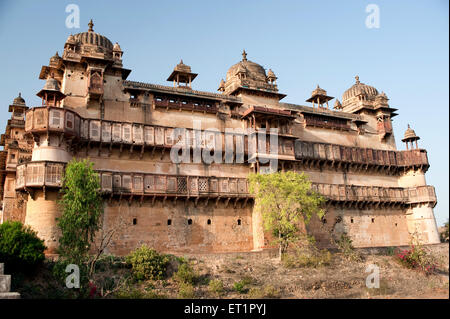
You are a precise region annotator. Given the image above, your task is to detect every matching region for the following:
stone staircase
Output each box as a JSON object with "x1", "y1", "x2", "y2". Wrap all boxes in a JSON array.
[{"x1": 0, "y1": 263, "x2": 20, "y2": 299}]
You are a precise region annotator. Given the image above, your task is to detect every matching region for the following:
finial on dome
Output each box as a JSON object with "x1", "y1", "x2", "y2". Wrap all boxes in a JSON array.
[
  {"x1": 407, "y1": 123, "x2": 410, "y2": 129},
  {"x1": 355, "y1": 75, "x2": 360, "y2": 84},
  {"x1": 88, "y1": 19, "x2": 94, "y2": 32},
  {"x1": 242, "y1": 49, "x2": 247, "y2": 61},
  {"x1": 180, "y1": 59, "x2": 184, "y2": 64}
]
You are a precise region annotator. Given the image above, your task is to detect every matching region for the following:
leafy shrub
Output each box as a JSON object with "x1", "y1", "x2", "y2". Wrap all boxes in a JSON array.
[
  {"x1": 178, "y1": 282, "x2": 195, "y2": 298},
  {"x1": 233, "y1": 280, "x2": 247, "y2": 293},
  {"x1": 335, "y1": 233, "x2": 362, "y2": 262},
  {"x1": 248, "y1": 285, "x2": 280, "y2": 298},
  {"x1": 208, "y1": 279, "x2": 224, "y2": 297},
  {"x1": 0, "y1": 221, "x2": 46, "y2": 273},
  {"x1": 126, "y1": 245, "x2": 169, "y2": 281},
  {"x1": 174, "y1": 262, "x2": 198, "y2": 285},
  {"x1": 396, "y1": 244, "x2": 437, "y2": 275}
]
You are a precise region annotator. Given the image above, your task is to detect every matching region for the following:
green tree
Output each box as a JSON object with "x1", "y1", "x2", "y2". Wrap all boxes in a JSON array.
[
  {"x1": 0, "y1": 221, "x2": 46, "y2": 273},
  {"x1": 57, "y1": 159, "x2": 103, "y2": 266},
  {"x1": 248, "y1": 171, "x2": 325, "y2": 259}
]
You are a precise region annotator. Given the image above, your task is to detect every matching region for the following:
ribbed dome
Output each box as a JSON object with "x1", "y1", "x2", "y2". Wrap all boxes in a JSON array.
[
  {"x1": 226, "y1": 60, "x2": 267, "y2": 83},
  {"x1": 342, "y1": 76, "x2": 378, "y2": 103},
  {"x1": 72, "y1": 19, "x2": 113, "y2": 53},
  {"x1": 13, "y1": 93, "x2": 25, "y2": 105}
]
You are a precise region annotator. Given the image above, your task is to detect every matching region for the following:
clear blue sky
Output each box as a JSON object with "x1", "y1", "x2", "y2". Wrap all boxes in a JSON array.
[{"x1": 0, "y1": 0, "x2": 448, "y2": 226}]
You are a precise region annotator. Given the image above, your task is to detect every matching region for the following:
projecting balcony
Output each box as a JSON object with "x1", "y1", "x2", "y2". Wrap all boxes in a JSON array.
[
  {"x1": 294, "y1": 140, "x2": 429, "y2": 172},
  {"x1": 14, "y1": 161, "x2": 436, "y2": 208}
]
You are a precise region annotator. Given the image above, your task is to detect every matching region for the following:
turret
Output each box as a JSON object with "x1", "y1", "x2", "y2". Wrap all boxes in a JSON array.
[
  {"x1": 306, "y1": 85, "x2": 334, "y2": 109},
  {"x1": 402, "y1": 124, "x2": 420, "y2": 150},
  {"x1": 36, "y1": 74, "x2": 66, "y2": 107},
  {"x1": 167, "y1": 59, "x2": 197, "y2": 89}
]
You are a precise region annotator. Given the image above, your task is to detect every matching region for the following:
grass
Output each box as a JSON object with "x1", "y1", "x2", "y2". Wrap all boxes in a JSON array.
[{"x1": 208, "y1": 279, "x2": 224, "y2": 297}]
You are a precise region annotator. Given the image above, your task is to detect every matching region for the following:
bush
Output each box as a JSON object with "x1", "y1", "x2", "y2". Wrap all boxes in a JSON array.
[
  {"x1": 178, "y1": 282, "x2": 195, "y2": 298},
  {"x1": 395, "y1": 244, "x2": 437, "y2": 275},
  {"x1": 208, "y1": 279, "x2": 224, "y2": 297},
  {"x1": 174, "y1": 262, "x2": 198, "y2": 285},
  {"x1": 335, "y1": 233, "x2": 362, "y2": 262},
  {"x1": 233, "y1": 280, "x2": 247, "y2": 294},
  {"x1": 0, "y1": 221, "x2": 46, "y2": 273},
  {"x1": 126, "y1": 245, "x2": 170, "y2": 281}
]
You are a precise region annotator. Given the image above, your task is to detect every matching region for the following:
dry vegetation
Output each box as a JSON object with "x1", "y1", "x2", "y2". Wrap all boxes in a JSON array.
[{"x1": 13, "y1": 244, "x2": 449, "y2": 299}]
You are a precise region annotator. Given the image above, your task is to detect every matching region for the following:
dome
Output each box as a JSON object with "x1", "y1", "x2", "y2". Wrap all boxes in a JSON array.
[
  {"x1": 13, "y1": 93, "x2": 25, "y2": 105},
  {"x1": 226, "y1": 60, "x2": 266, "y2": 82},
  {"x1": 43, "y1": 77, "x2": 61, "y2": 91},
  {"x1": 72, "y1": 19, "x2": 113, "y2": 53},
  {"x1": 226, "y1": 50, "x2": 267, "y2": 83},
  {"x1": 402, "y1": 124, "x2": 420, "y2": 142},
  {"x1": 342, "y1": 76, "x2": 378, "y2": 103}
]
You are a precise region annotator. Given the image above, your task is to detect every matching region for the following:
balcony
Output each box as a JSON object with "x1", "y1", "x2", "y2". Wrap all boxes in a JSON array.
[
  {"x1": 294, "y1": 140, "x2": 429, "y2": 172},
  {"x1": 15, "y1": 161, "x2": 436, "y2": 207}
]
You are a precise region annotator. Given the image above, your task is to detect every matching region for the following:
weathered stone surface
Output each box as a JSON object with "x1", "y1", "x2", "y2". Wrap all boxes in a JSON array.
[
  {"x1": 0, "y1": 20, "x2": 440, "y2": 257},
  {"x1": 0, "y1": 275, "x2": 11, "y2": 293}
]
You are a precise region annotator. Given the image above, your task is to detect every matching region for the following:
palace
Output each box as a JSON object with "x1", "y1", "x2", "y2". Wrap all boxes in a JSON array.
[{"x1": 0, "y1": 21, "x2": 440, "y2": 255}]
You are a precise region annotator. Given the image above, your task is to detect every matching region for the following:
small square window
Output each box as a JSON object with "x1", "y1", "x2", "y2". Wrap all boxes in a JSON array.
[
  {"x1": 132, "y1": 218, "x2": 137, "y2": 225},
  {"x1": 167, "y1": 219, "x2": 172, "y2": 226},
  {"x1": 207, "y1": 219, "x2": 211, "y2": 225},
  {"x1": 188, "y1": 219, "x2": 192, "y2": 225},
  {"x1": 237, "y1": 219, "x2": 241, "y2": 226},
  {"x1": 371, "y1": 218, "x2": 375, "y2": 223}
]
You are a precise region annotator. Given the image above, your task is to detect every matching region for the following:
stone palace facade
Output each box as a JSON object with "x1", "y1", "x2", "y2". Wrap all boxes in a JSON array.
[{"x1": 0, "y1": 21, "x2": 440, "y2": 255}]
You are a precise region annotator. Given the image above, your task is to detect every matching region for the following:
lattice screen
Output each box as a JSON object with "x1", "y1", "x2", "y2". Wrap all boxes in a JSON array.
[{"x1": 177, "y1": 177, "x2": 187, "y2": 193}]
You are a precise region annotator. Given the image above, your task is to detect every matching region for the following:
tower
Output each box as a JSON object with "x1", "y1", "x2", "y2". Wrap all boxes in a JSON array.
[{"x1": 397, "y1": 125, "x2": 440, "y2": 244}]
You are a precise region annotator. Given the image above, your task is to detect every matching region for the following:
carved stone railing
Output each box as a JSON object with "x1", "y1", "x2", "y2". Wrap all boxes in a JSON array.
[
  {"x1": 295, "y1": 140, "x2": 429, "y2": 171},
  {"x1": 15, "y1": 161, "x2": 436, "y2": 207},
  {"x1": 24, "y1": 107, "x2": 429, "y2": 171},
  {"x1": 23, "y1": 106, "x2": 295, "y2": 157}
]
